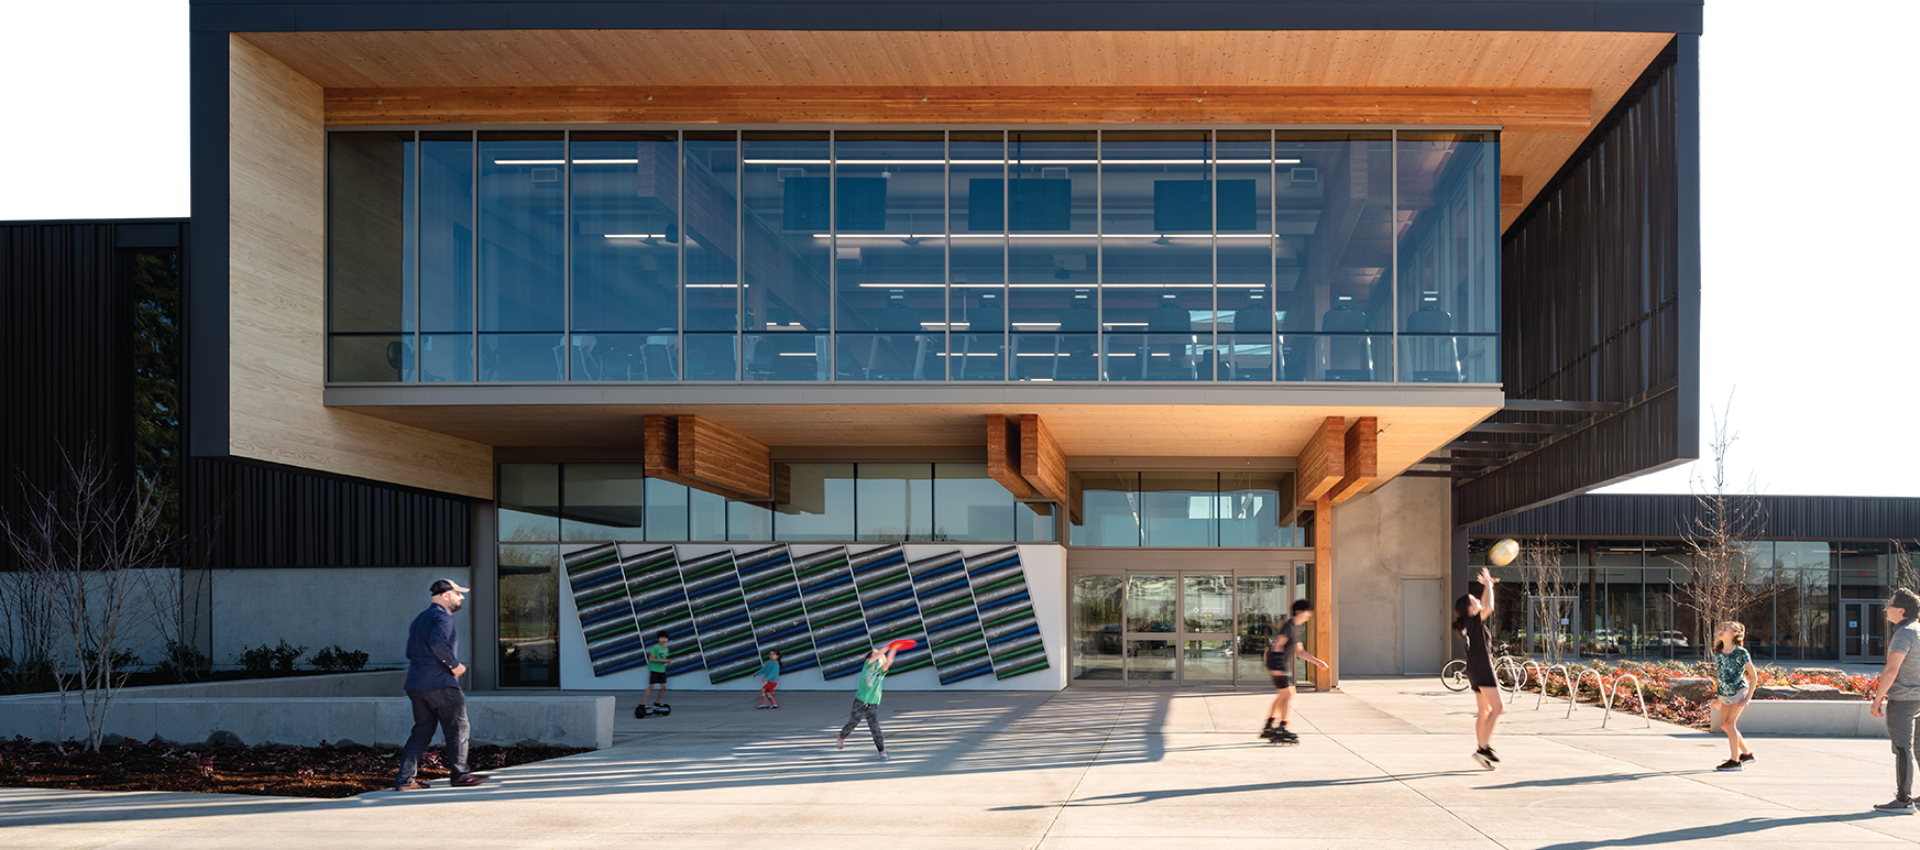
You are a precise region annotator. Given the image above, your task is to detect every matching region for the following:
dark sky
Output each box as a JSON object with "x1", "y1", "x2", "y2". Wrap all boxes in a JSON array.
[{"x1": 0, "y1": 16, "x2": 1889, "y2": 498}]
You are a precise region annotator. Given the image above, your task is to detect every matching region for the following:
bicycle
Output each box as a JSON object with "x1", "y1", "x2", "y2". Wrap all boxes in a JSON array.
[{"x1": 1440, "y1": 654, "x2": 1528, "y2": 693}]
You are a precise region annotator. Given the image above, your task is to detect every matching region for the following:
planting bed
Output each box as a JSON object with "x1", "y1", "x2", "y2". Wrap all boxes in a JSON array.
[{"x1": 0, "y1": 736, "x2": 588, "y2": 798}]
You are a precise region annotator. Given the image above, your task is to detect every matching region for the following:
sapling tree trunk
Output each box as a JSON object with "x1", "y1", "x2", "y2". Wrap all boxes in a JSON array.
[
  {"x1": 1, "y1": 444, "x2": 180, "y2": 752},
  {"x1": 1669, "y1": 397, "x2": 1783, "y2": 657}
]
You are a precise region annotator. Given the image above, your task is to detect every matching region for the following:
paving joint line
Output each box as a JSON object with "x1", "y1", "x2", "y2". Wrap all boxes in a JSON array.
[
  {"x1": 1028, "y1": 690, "x2": 1131, "y2": 850},
  {"x1": 1319, "y1": 723, "x2": 1515, "y2": 850}
]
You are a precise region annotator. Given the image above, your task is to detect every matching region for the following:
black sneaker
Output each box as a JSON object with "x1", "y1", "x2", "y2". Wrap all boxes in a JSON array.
[
  {"x1": 1739, "y1": 752, "x2": 1754, "y2": 764},
  {"x1": 1485, "y1": 747, "x2": 1501, "y2": 763},
  {"x1": 1473, "y1": 749, "x2": 1495, "y2": 770},
  {"x1": 1874, "y1": 799, "x2": 1916, "y2": 814},
  {"x1": 1715, "y1": 760, "x2": 1742, "y2": 772}
]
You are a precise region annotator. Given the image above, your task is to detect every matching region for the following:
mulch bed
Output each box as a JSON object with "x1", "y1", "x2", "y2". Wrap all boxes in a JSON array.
[{"x1": 0, "y1": 737, "x2": 589, "y2": 798}]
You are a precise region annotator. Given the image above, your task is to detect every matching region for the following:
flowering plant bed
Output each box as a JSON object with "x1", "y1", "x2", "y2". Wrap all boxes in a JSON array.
[
  {"x1": 0, "y1": 736, "x2": 588, "y2": 798},
  {"x1": 1506, "y1": 659, "x2": 1877, "y2": 731}
]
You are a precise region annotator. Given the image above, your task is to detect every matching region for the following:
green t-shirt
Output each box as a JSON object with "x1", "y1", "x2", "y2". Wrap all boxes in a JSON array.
[
  {"x1": 648, "y1": 643, "x2": 670, "y2": 673},
  {"x1": 854, "y1": 657, "x2": 887, "y2": 704},
  {"x1": 1714, "y1": 646, "x2": 1751, "y2": 696}
]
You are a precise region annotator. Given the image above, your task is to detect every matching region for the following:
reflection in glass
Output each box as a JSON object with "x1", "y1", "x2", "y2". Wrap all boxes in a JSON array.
[
  {"x1": 1141, "y1": 472, "x2": 1217, "y2": 547},
  {"x1": 1396, "y1": 132, "x2": 1499, "y2": 383},
  {"x1": 498, "y1": 463, "x2": 559, "y2": 541},
  {"x1": 644, "y1": 478, "x2": 691, "y2": 542},
  {"x1": 1237, "y1": 575, "x2": 1289, "y2": 683},
  {"x1": 951, "y1": 132, "x2": 1007, "y2": 380},
  {"x1": 1182, "y1": 640, "x2": 1234, "y2": 681},
  {"x1": 327, "y1": 132, "x2": 412, "y2": 382},
  {"x1": 560, "y1": 463, "x2": 645, "y2": 541},
  {"x1": 835, "y1": 132, "x2": 946, "y2": 381},
  {"x1": 1009, "y1": 132, "x2": 1096, "y2": 382},
  {"x1": 1016, "y1": 502, "x2": 1057, "y2": 543},
  {"x1": 775, "y1": 463, "x2": 856, "y2": 541},
  {"x1": 1182, "y1": 574, "x2": 1234, "y2": 633},
  {"x1": 571, "y1": 132, "x2": 679, "y2": 380},
  {"x1": 684, "y1": 132, "x2": 741, "y2": 380},
  {"x1": 1072, "y1": 574, "x2": 1124, "y2": 680},
  {"x1": 498, "y1": 544, "x2": 559, "y2": 686},
  {"x1": 933, "y1": 464, "x2": 1013, "y2": 543},
  {"x1": 743, "y1": 132, "x2": 831, "y2": 381},
  {"x1": 1070, "y1": 472, "x2": 1141, "y2": 546},
  {"x1": 1274, "y1": 133, "x2": 1393, "y2": 382},
  {"x1": 1125, "y1": 574, "x2": 1176, "y2": 633},
  {"x1": 856, "y1": 463, "x2": 934, "y2": 541},
  {"x1": 1218, "y1": 131, "x2": 1275, "y2": 381},
  {"x1": 478, "y1": 133, "x2": 565, "y2": 384},
  {"x1": 728, "y1": 500, "x2": 775, "y2": 542},
  {"x1": 1126, "y1": 639, "x2": 1174, "y2": 680},
  {"x1": 1220, "y1": 472, "x2": 1288, "y2": 547}
]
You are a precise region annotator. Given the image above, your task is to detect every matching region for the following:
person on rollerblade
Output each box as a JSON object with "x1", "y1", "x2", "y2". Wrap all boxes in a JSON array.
[{"x1": 1263, "y1": 599, "x2": 1329, "y2": 744}]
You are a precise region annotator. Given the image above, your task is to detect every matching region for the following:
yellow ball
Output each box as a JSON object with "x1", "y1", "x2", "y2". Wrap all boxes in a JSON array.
[{"x1": 1490, "y1": 538, "x2": 1520, "y2": 567}]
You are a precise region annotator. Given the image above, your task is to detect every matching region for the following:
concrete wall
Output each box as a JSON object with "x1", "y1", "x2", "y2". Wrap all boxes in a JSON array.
[
  {"x1": 1334, "y1": 476, "x2": 1454, "y2": 676},
  {"x1": 1711, "y1": 700, "x2": 1885, "y2": 738},
  {"x1": 211, "y1": 567, "x2": 473, "y2": 672},
  {"x1": 1, "y1": 670, "x2": 405, "y2": 700},
  {"x1": 0, "y1": 569, "x2": 180, "y2": 666},
  {"x1": 0, "y1": 694, "x2": 613, "y2": 749}
]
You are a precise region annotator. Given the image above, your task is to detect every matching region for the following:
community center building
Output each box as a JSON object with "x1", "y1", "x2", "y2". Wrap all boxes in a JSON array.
[{"x1": 5, "y1": 0, "x2": 1718, "y2": 691}]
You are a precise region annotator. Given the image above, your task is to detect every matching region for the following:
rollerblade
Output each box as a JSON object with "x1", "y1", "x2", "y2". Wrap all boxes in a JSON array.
[{"x1": 1263, "y1": 724, "x2": 1300, "y2": 745}]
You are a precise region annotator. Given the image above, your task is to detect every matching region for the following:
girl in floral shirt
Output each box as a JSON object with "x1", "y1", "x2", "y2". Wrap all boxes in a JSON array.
[{"x1": 1713, "y1": 621, "x2": 1758, "y2": 771}]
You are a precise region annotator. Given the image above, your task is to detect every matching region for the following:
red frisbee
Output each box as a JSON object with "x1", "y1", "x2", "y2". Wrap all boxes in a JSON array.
[{"x1": 887, "y1": 639, "x2": 918, "y2": 651}]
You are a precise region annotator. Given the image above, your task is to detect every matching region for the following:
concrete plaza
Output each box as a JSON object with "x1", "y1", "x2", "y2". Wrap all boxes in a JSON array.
[{"x1": 3, "y1": 678, "x2": 1913, "y2": 849}]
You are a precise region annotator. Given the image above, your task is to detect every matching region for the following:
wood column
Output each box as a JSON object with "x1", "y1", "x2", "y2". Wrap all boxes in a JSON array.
[
  {"x1": 1314, "y1": 498, "x2": 1336, "y2": 691},
  {"x1": 643, "y1": 414, "x2": 773, "y2": 501},
  {"x1": 985, "y1": 414, "x2": 1068, "y2": 517}
]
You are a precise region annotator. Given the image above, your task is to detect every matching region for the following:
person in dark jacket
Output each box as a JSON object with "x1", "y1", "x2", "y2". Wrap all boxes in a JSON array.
[{"x1": 392, "y1": 578, "x2": 489, "y2": 791}]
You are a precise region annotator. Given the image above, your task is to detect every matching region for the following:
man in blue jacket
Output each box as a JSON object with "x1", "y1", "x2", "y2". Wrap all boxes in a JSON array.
[{"x1": 393, "y1": 578, "x2": 489, "y2": 790}]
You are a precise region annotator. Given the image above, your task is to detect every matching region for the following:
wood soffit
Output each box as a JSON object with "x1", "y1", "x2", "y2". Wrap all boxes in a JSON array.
[
  {"x1": 237, "y1": 29, "x2": 1674, "y2": 224},
  {"x1": 335, "y1": 402, "x2": 1495, "y2": 497}
]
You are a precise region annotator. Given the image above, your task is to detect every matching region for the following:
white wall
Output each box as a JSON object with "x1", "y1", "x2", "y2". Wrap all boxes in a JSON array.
[
  {"x1": 1334, "y1": 477, "x2": 1454, "y2": 675},
  {"x1": 209, "y1": 567, "x2": 473, "y2": 673},
  {"x1": 561, "y1": 544, "x2": 1067, "y2": 691}
]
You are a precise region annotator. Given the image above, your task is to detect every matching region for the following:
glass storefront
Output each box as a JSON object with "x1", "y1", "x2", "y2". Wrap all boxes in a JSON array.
[
  {"x1": 1070, "y1": 471, "x2": 1304, "y2": 548},
  {"x1": 1470, "y1": 537, "x2": 1901, "y2": 662},
  {"x1": 1070, "y1": 565, "x2": 1309, "y2": 685},
  {"x1": 328, "y1": 128, "x2": 1499, "y2": 384}
]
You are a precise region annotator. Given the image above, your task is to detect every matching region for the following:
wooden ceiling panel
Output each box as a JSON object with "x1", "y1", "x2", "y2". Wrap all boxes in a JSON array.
[
  {"x1": 335, "y1": 401, "x2": 1498, "y2": 492},
  {"x1": 238, "y1": 28, "x2": 1671, "y2": 231}
]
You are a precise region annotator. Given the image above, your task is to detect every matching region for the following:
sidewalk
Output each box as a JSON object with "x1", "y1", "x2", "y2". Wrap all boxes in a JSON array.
[{"x1": 3, "y1": 678, "x2": 1913, "y2": 849}]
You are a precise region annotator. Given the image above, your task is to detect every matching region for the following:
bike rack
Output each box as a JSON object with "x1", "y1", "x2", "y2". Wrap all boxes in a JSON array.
[
  {"x1": 1535, "y1": 663, "x2": 1575, "y2": 711},
  {"x1": 1603, "y1": 673, "x2": 1652, "y2": 729},
  {"x1": 1566, "y1": 668, "x2": 1608, "y2": 718},
  {"x1": 1512, "y1": 660, "x2": 1549, "y2": 706}
]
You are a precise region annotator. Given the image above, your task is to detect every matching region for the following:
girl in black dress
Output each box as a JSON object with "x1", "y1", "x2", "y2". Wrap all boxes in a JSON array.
[{"x1": 1454, "y1": 566, "x2": 1503, "y2": 769}]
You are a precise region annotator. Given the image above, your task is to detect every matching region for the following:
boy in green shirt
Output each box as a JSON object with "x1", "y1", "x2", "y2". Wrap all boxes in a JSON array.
[
  {"x1": 836, "y1": 644, "x2": 899, "y2": 760},
  {"x1": 642, "y1": 631, "x2": 671, "y2": 710}
]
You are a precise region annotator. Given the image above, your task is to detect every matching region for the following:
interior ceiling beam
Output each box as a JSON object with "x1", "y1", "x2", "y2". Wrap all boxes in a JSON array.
[
  {"x1": 1502, "y1": 399, "x2": 1624, "y2": 412},
  {"x1": 322, "y1": 85, "x2": 1592, "y2": 129},
  {"x1": 1470, "y1": 422, "x2": 1583, "y2": 434}
]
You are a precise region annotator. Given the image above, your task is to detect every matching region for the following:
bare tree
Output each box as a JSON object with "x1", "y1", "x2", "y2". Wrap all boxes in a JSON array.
[
  {"x1": 1893, "y1": 539, "x2": 1920, "y2": 594},
  {"x1": 1523, "y1": 538, "x2": 1573, "y2": 663},
  {"x1": 1, "y1": 444, "x2": 180, "y2": 752},
  {"x1": 1669, "y1": 397, "x2": 1783, "y2": 651}
]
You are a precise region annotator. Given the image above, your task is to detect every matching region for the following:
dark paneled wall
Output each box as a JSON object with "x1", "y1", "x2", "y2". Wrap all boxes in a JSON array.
[
  {"x1": 186, "y1": 457, "x2": 470, "y2": 568},
  {"x1": 0, "y1": 222, "x2": 155, "y2": 568},
  {"x1": 4, "y1": 219, "x2": 470, "y2": 570},
  {"x1": 1455, "y1": 37, "x2": 1701, "y2": 526},
  {"x1": 1472, "y1": 494, "x2": 1920, "y2": 542}
]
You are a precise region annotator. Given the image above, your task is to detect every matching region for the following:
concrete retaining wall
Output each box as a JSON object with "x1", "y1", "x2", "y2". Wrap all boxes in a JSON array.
[
  {"x1": 1711, "y1": 700, "x2": 1884, "y2": 738},
  {"x1": 0, "y1": 695, "x2": 613, "y2": 749},
  {"x1": 0, "y1": 670, "x2": 408, "y2": 700}
]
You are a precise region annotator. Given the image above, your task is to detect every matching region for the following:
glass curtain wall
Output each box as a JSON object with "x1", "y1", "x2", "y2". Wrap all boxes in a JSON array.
[
  {"x1": 329, "y1": 129, "x2": 1497, "y2": 384},
  {"x1": 1070, "y1": 472, "x2": 1301, "y2": 548},
  {"x1": 501, "y1": 462, "x2": 1052, "y2": 545},
  {"x1": 1471, "y1": 538, "x2": 1859, "y2": 661}
]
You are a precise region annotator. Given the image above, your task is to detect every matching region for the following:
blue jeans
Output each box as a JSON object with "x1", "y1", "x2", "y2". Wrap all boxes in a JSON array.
[{"x1": 395, "y1": 686, "x2": 470, "y2": 786}]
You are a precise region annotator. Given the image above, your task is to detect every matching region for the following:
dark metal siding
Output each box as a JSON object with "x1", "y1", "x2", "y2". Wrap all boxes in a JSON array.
[
  {"x1": 186, "y1": 457, "x2": 470, "y2": 568},
  {"x1": 189, "y1": 1, "x2": 1704, "y2": 34},
  {"x1": 3, "y1": 219, "x2": 469, "y2": 570},
  {"x1": 1472, "y1": 494, "x2": 1920, "y2": 542},
  {"x1": 0, "y1": 222, "x2": 157, "y2": 569},
  {"x1": 1454, "y1": 39, "x2": 1700, "y2": 526}
]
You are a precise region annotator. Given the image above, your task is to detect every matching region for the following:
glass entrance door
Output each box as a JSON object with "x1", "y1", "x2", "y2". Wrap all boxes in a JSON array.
[
  {"x1": 1071, "y1": 567, "x2": 1298, "y2": 685},
  {"x1": 1842, "y1": 600, "x2": 1886, "y2": 662}
]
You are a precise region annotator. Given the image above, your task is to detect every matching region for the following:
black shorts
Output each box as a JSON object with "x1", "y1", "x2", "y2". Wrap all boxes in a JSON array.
[
  {"x1": 1270, "y1": 673, "x2": 1294, "y2": 690},
  {"x1": 648, "y1": 670, "x2": 667, "y2": 685},
  {"x1": 1466, "y1": 656, "x2": 1497, "y2": 691}
]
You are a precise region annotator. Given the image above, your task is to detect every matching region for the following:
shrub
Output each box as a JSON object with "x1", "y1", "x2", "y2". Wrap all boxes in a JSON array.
[
  {"x1": 236, "y1": 640, "x2": 308, "y2": 674},
  {"x1": 308, "y1": 645, "x2": 369, "y2": 674},
  {"x1": 153, "y1": 640, "x2": 210, "y2": 683}
]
